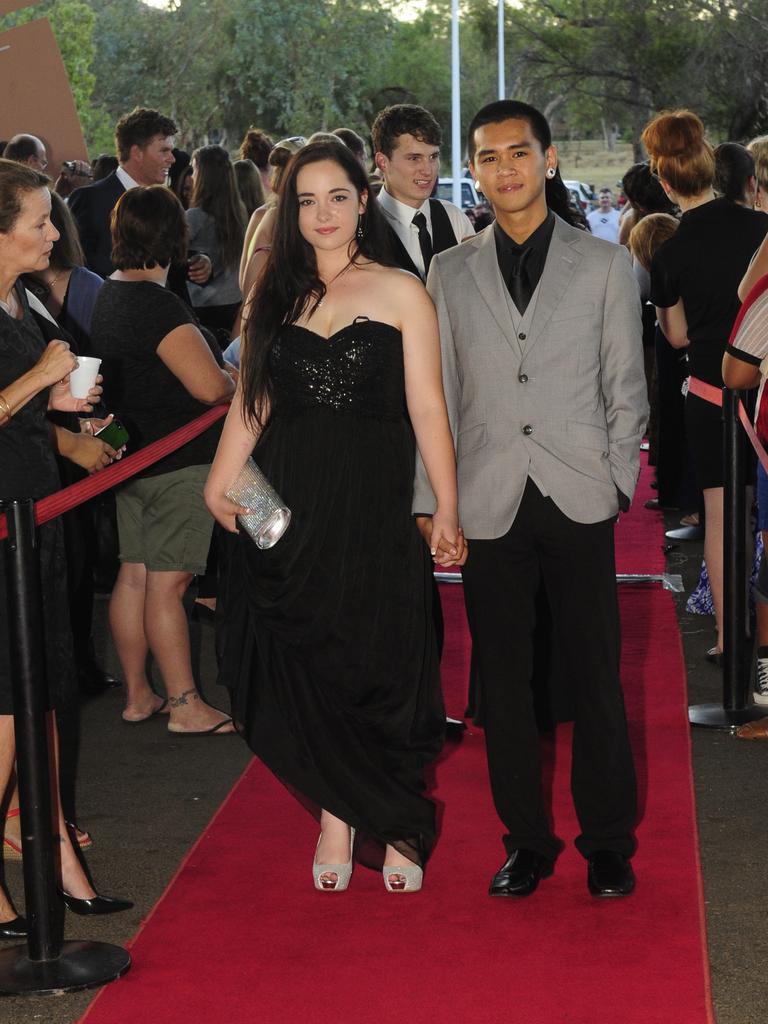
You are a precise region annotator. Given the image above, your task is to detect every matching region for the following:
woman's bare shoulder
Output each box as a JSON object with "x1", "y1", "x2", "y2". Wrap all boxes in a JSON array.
[{"x1": 366, "y1": 263, "x2": 428, "y2": 298}]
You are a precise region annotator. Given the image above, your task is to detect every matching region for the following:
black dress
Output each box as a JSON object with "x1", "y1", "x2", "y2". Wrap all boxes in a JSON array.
[
  {"x1": 650, "y1": 198, "x2": 768, "y2": 489},
  {"x1": 0, "y1": 285, "x2": 76, "y2": 714},
  {"x1": 221, "y1": 318, "x2": 445, "y2": 865}
]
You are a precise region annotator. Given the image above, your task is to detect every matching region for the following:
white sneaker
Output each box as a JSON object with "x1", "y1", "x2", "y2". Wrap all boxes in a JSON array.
[{"x1": 754, "y1": 658, "x2": 768, "y2": 706}]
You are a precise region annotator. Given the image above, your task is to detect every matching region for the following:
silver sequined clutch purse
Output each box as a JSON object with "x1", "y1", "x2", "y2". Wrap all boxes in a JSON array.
[{"x1": 226, "y1": 457, "x2": 291, "y2": 549}]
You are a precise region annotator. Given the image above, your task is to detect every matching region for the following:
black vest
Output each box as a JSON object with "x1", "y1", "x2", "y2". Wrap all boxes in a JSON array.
[{"x1": 384, "y1": 198, "x2": 459, "y2": 279}]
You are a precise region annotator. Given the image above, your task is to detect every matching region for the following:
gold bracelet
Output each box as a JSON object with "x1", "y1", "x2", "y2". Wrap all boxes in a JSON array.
[{"x1": 0, "y1": 393, "x2": 11, "y2": 426}]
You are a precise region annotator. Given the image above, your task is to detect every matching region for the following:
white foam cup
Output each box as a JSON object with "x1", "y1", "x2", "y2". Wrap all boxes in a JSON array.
[{"x1": 68, "y1": 356, "x2": 102, "y2": 399}]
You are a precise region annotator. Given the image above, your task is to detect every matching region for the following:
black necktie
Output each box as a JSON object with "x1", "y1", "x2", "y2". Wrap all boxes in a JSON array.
[
  {"x1": 412, "y1": 211, "x2": 433, "y2": 279},
  {"x1": 509, "y1": 248, "x2": 532, "y2": 315}
]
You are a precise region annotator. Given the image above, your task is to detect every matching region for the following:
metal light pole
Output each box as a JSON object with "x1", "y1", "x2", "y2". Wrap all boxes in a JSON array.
[
  {"x1": 498, "y1": 0, "x2": 505, "y2": 100},
  {"x1": 451, "y1": 0, "x2": 461, "y2": 208}
]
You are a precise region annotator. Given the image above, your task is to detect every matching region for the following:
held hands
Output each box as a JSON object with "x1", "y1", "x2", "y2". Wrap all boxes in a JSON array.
[
  {"x1": 64, "y1": 432, "x2": 119, "y2": 474},
  {"x1": 79, "y1": 413, "x2": 112, "y2": 435},
  {"x1": 416, "y1": 513, "x2": 468, "y2": 568},
  {"x1": 187, "y1": 253, "x2": 212, "y2": 285},
  {"x1": 35, "y1": 339, "x2": 78, "y2": 389},
  {"x1": 79, "y1": 414, "x2": 127, "y2": 461},
  {"x1": 50, "y1": 368, "x2": 104, "y2": 415},
  {"x1": 204, "y1": 487, "x2": 249, "y2": 534}
]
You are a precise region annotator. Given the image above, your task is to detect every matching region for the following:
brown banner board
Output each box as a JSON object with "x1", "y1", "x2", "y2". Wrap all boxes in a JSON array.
[
  {"x1": 0, "y1": 1, "x2": 36, "y2": 15},
  {"x1": 0, "y1": 18, "x2": 89, "y2": 170}
]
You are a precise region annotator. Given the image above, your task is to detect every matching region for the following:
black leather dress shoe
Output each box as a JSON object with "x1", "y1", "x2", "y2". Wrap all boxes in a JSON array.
[
  {"x1": 587, "y1": 851, "x2": 635, "y2": 897},
  {"x1": 489, "y1": 849, "x2": 553, "y2": 898},
  {"x1": 0, "y1": 915, "x2": 27, "y2": 939},
  {"x1": 60, "y1": 891, "x2": 133, "y2": 916},
  {"x1": 78, "y1": 663, "x2": 122, "y2": 696}
]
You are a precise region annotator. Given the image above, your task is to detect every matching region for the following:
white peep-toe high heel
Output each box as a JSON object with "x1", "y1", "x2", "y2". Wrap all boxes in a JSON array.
[
  {"x1": 383, "y1": 862, "x2": 423, "y2": 893},
  {"x1": 313, "y1": 827, "x2": 355, "y2": 892}
]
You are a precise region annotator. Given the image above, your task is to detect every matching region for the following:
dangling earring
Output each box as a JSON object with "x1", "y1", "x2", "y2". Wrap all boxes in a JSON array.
[
  {"x1": 357, "y1": 214, "x2": 364, "y2": 240},
  {"x1": 546, "y1": 167, "x2": 556, "y2": 179},
  {"x1": 474, "y1": 180, "x2": 481, "y2": 190}
]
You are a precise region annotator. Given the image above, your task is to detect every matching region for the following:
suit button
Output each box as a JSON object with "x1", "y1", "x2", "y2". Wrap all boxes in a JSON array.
[
  {"x1": 518, "y1": 373, "x2": 528, "y2": 383},
  {"x1": 522, "y1": 424, "x2": 533, "y2": 435},
  {"x1": 518, "y1": 332, "x2": 526, "y2": 340}
]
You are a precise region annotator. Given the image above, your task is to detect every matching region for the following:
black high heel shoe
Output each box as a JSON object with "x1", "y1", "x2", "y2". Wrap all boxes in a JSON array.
[
  {"x1": 59, "y1": 891, "x2": 133, "y2": 916},
  {"x1": 0, "y1": 915, "x2": 27, "y2": 939}
]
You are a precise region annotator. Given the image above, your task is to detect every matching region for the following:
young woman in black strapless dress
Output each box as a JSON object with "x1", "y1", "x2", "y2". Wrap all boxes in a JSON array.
[{"x1": 205, "y1": 141, "x2": 464, "y2": 893}]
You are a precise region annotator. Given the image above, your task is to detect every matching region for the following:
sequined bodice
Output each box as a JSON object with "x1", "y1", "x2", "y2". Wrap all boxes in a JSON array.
[{"x1": 270, "y1": 319, "x2": 405, "y2": 420}]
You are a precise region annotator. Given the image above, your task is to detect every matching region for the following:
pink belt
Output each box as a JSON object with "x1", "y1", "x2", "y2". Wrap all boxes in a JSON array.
[{"x1": 687, "y1": 375, "x2": 768, "y2": 475}]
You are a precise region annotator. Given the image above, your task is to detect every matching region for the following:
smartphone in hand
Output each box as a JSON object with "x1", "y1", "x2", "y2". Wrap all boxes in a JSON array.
[{"x1": 95, "y1": 418, "x2": 130, "y2": 449}]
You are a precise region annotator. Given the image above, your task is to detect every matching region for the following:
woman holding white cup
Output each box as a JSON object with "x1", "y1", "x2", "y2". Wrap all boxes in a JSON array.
[{"x1": 0, "y1": 157, "x2": 133, "y2": 922}]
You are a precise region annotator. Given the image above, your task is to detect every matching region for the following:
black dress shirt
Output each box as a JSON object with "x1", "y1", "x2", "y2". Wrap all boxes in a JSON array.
[{"x1": 494, "y1": 211, "x2": 556, "y2": 310}]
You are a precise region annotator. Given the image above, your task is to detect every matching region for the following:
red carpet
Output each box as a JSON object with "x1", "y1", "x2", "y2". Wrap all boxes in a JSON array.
[{"x1": 81, "y1": 461, "x2": 713, "y2": 1024}]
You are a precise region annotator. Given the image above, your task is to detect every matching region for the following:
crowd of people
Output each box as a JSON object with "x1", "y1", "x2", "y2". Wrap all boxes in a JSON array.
[{"x1": 0, "y1": 93, "x2": 767, "y2": 927}]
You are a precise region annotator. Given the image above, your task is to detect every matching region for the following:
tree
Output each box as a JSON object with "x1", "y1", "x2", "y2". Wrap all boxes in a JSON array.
[
  {"x1": 690, "y1": 0, "x2": 768, "y2": 139},
  {"x1": 505, "y1": 0, "x2": 701, "y2": 158}
]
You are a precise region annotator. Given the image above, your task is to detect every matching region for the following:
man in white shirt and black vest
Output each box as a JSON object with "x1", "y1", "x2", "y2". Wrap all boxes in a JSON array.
[
  {"x1": 372, "y1": 103, "x2": 474, "y2": 735},
  {"x1": 372, "y1": 104, "x2": 474, "y2": 282}
]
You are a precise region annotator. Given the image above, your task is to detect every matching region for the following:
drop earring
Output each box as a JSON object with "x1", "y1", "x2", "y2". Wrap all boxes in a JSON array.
[
  {"x1": 357, "y1": 214, "x2": 364, "y2": 240},
  {"x1": 474, "y1": 180, "x2": 481, "y2": 190}
]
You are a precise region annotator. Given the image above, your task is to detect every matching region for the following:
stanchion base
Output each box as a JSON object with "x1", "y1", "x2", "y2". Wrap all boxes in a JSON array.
[
  {"x1": 0, "y1": 940, "x2": 130, "y2": 997},
  {"x1": 445, "y1": 716, "x2": 467, "y2": 738},
  {"x1": 688, "y1": 703, "x2": 767, "y2": 730},
  {"x1": 665, "y1": 525, "x2": 704, "y2": 542}
]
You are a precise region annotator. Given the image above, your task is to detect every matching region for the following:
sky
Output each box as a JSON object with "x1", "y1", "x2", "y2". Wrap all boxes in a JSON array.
[{"x1": 140, "y1": 0, "x2": 431, "y2": 14}]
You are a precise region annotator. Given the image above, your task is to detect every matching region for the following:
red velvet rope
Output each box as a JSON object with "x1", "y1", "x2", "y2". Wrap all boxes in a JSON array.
[{"x1": 0, "y1": 404, "x2": 229, "y2": 542}]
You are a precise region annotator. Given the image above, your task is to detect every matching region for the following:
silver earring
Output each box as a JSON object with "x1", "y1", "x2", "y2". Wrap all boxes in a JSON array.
[
  {"x1": 357, "y1": 215, "x2": 364, "y2": 240},
  {"x1": 546, "y1": 167, "x2": 556, "y2": 179},
  {"x1": 474, "y1": 180, "x2": 481, "y2": 190}
]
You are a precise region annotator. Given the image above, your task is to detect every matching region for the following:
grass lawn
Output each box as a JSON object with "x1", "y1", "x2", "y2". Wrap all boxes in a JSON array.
[{"x1": 555, "y1": 139, "x2": 636, "y2": 194}]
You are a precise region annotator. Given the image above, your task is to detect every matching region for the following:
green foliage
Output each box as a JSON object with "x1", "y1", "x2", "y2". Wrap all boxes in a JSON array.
[
  {"x1": 503, "y1": 0, "x2": 768, "y2": 148},
  {"x1": 221, "y1": 0, "x2": 395, "y2": 141},
  {"x1": 5, "y1": 0, "x2": 768, "y2": 161}
]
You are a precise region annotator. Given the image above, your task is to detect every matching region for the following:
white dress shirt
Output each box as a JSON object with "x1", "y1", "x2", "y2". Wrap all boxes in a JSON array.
[
  {"x1": 377, "y1": 187, "x2": 474, "y2": 278},
  {"x1": 115, "y1": 165, "x2": 141, "y2": 191}
]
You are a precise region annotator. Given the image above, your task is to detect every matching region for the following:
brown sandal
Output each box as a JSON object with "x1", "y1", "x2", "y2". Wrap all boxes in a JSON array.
[{"x1": 736, "y1": 717, "x2": 768, "y2": 740}]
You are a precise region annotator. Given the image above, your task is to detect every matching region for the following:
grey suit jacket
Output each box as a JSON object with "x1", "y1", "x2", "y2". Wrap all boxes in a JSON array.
[{"x1": 413, "y1": 215, "x2": 649, "y2": 536}]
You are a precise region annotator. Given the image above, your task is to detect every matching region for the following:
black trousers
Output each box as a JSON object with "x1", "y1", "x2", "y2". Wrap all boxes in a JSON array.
[{"x1": 461, "y1": 480, "x2": 637, "y2": 862}]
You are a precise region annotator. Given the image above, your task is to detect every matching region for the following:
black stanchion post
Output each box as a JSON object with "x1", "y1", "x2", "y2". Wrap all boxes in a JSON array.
[
  {"x1": 0, "y1": 499, "x2": 130, "y2": 995},
  {"x1": 689, "y1": 390, "x2": 763, "y2": 728},
  {"x1": 5, "y1": 499, "x2": 59, "y2": 963}
]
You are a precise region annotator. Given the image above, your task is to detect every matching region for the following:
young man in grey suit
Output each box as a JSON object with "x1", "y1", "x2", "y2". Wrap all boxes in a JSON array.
[{"x1": 414, "y1": 100, "x2": 648, "y2": 898}]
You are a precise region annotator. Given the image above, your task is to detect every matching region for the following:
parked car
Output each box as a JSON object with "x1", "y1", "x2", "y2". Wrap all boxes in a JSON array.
[
  {"x1": 436, "y1": 177, "x2": 485, "y2": 210},
  {"x1": 563, "y1": 179, "x2": 596, "y2": 212}
]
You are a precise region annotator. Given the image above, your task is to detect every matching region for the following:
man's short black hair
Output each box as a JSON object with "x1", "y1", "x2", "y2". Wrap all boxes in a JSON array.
[
  {"x1": 111, "y1": 185, "x2": 187, "y2": 270},
  {"x1": 333, "y1": 127, "x2": 366, "y2": 162},
  {"x1": 3, "y1": 134, "x2": 43, "y2": 163},
  {"x1": 115, "y1": 107, "x2": 177, "y2": 164},
  {"x1": 467, "y1": 100, "x2": 552, "y2": 164},
  {"x1": 371, "y1": 104, "x2": 441, "y2": 158}
]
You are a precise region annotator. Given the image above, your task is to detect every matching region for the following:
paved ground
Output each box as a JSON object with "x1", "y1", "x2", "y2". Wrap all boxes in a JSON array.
[{"x1": 0, "y1": 517, "x2": 764, "y2": 1024}]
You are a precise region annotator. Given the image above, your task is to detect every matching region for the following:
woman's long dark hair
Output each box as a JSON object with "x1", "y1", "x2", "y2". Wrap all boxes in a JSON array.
[
  {"x1": 190, "y1": 144, "x2": 246, "y2": 269},
  {"x1": 49, "y1": 191, "x2": 85, "y2": 269},
  {"x1": 466, "y1": 99, "x2": 579, "y2": 226},
  {"x1": 714, "y1": 142, "x2": 755, "y2": 204},
  {"x1": 240, "y1": 141, "x2": 393, "y2": 428}
]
